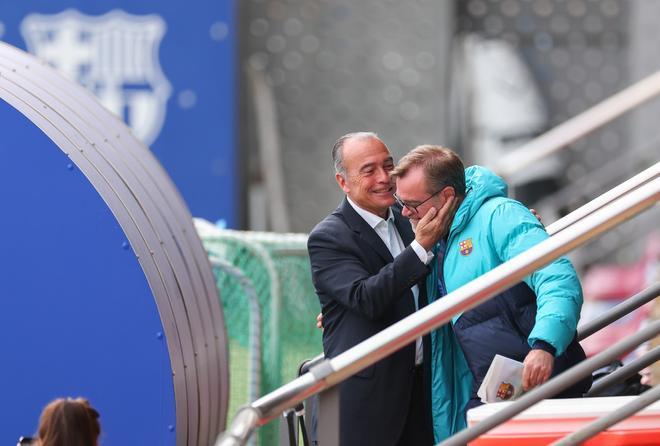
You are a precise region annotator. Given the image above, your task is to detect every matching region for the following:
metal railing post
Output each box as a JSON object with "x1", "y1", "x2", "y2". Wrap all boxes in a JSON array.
[
  {"x1": 280, "y1": 410, "x2": 297, "y2": 446},
  {"x1": 298, "y1": 355, "x2": 324, "y2": 444},
  {"x1": 550, "y1": 385, "x2": 660, "y2": 446},
  {"x1": 437, "y1": 320, "x2": 660, "y2": 446},
  {"x1": 317, "y1": 387, "x2": 340, "y2": 446}
]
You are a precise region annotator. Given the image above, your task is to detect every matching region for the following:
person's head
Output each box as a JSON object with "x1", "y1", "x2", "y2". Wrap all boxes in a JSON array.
[
  {"x1": 392, "y1": 145, "x2": 466, "y2": 228},
  {"x1": 37, "y1": 398, "x2": 100, "y2": 446},
  {"x1": 332, "y1": 132, "x2": 395, "y2": 218}
]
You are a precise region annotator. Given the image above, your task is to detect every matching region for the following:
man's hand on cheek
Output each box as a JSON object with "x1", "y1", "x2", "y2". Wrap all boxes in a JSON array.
[{"x1": 414, "y1": 196, "x2": 455, "y2": 250}]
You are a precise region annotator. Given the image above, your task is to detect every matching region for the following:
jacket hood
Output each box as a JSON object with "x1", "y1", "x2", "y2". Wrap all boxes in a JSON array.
[{"x1": 451, "y1": 166, "x2": 508, "y2": 233}]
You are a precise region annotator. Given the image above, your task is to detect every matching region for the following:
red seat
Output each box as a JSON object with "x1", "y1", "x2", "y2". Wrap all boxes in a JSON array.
[{"x1": 467, "y1": 396, "x2": 660, "y2": 445}]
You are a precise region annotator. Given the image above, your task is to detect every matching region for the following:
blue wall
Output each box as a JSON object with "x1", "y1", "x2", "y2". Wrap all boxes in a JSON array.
[
  {"x1": 0, "y1": 99, "x2": 177, "y2": 444},
  {"x1": 0, "y1": 1, "x2": 238, "y2": 226}
]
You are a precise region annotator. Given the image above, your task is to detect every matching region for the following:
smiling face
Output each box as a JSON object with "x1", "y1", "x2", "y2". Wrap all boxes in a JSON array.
[
  {"x1": 395, "y1": 165, "x2": 452, "y2": 229},
  {"x1": 336, "y1": 136, "x2": 395, "y2": 219}
]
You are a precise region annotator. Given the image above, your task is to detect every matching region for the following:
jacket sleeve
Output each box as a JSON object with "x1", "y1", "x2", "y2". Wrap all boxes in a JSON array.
[
  {"x1": 308, "y1": 223, "x2": 430, "y2": 320},
  {"x1": 488, "y1": 201, "x2": 583, "y2": 356}
]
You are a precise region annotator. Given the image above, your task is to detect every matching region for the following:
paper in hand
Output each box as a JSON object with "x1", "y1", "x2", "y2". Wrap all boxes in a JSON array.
[{"x1": 477, "y1": 354, "x2": 525, "y2": 403}]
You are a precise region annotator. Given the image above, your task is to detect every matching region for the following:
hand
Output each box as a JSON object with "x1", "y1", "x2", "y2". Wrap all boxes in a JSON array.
[
  {"x1": 414, "y1": 196, "x2": 457, "y2": 250},
  {"x1": 522, "y1": 349, "x2": 554, "y2": 391},
  {"x1": 529, "y1": 208, "x2": 543, "y2": 226},
  {"x1": 316, "y1": 312, "x2": 323, "y2": 330}
]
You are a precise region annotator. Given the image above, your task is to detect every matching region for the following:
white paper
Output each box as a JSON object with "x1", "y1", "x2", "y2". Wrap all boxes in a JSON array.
[{"x1": 477, "y1": 354, "x2": 525, "y2": 403}]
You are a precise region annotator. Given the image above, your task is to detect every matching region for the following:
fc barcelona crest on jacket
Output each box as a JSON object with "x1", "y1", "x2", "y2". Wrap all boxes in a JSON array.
[{"x1": 459, "y1": 238, "x2": 473, "y2": 256}]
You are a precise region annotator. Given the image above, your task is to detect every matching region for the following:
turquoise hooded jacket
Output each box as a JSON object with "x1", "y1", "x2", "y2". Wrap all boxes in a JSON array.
[{"x1": 427, "y1": 166, "x2": 583, "y2": 442}]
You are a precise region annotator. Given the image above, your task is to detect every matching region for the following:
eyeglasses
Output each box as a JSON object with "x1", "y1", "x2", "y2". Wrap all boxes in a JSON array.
[{"x1": 393, "y1": 189, "x2": 441, "y2": 214}]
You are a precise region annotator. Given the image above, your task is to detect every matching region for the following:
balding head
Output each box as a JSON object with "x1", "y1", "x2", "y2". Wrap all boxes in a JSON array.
[
  {"x1": 332, "y1": 131, "x2": 381, "y2": 176},
  {"x1": 332, "y1": 132, "x2": 395, "y2": 218}
]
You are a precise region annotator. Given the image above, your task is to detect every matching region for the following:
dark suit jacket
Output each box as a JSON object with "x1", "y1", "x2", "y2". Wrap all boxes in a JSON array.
[{"x1": 307, "y1": 198, "x2": 432, "y2": 446}]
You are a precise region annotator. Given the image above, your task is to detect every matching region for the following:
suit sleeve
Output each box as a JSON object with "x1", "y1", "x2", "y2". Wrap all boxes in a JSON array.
[
  {"x1": 488, "y1": 201, "x2": 583, "y2": 356},
  {"x1": 308, "y1": 224, "x2": 430, "y2": 320}
]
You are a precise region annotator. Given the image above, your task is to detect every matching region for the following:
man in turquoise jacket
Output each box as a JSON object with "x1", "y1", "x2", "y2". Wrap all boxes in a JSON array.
[{"x1": 392, "y1": 145, "x2": 591, "y2": 442}]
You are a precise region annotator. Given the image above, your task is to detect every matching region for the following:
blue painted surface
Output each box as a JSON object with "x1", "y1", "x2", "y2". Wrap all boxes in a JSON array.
[
  {"x1": 0, "y1": 100, "x2": 176, "y2": 445},
  {"x1": 0, "y1": 0, "x2": 238, "y2": 226}
]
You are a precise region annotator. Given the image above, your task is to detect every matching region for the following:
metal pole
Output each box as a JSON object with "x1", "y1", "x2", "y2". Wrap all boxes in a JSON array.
[
  {"x1": 214, "y1": 178, "x2": 659, "y2": 446},
  {"x1": 437, "y1": 320, "x2": 660, "y2": 446},
  {"x1": 577, "y1": 282, "x2": 660, "y2": 341},
  {"x1": 246, "y1": 66, "x2": 290, "y2": 232},
  {"x1": 493, "y1": 71, "x2": 660, "y2": 178},
  {"x1": 209, "y1": 257, "x2": 262, "y2": 446},
  {"x1": 297, "y1": 355, "x2": 324, "y2": 444},
  {"x1": 216, "y1": 406, "x2": 263, "y2": 446},
  {"x1": 586, "y1": 346, "x2": 660, "y2": 397},
  {"x1": 209, "y1": 257, "x2": 263, "y2": 406},
  {"x1": 546, "y1": 162, "x2": 659, "y2": 236},
  {"x1": 550, "y1": 385, "x2": 660, "y2": 446}
]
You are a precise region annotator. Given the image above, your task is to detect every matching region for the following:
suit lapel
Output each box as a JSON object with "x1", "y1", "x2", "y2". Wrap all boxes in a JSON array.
[
  {"x1": 394, "y1": 206, "x2": 430, "y2": 307},
  {"x1": 339, "y1": 198, "x2": 393, "y2": 263}
]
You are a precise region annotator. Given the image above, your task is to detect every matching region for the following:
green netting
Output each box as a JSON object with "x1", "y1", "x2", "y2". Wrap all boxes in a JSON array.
[{"x1": 196, "y1": 222, "x2": 322, "y2": 446}]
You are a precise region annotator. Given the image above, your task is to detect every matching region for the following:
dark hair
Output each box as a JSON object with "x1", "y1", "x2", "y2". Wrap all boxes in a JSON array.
[
  {"x1": 391, "y1": 145, "x2": 466, "y2": 197},
  {"x1": 331, "y1": 131, "x2": 380, "y2": 175},
  {"x1": 37, "y1": 398, "x2": 100, "y2": 446}
]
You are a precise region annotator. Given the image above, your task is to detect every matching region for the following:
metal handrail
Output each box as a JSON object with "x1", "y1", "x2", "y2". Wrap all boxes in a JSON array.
[
  {"x1": 282, "y1": 283, "x2": 659, "y2": 444},
  {"x1": 546, "y1": 162, "x2": 659, "y2": 236},
  {"x1": 278, "y1": 219, "x2": 659, "y2": 445},
  {"x1": 282, "y1": 355, "x2": 326, "y2": 446},
  {"x1": 438, "y1": 320, "x2": 660, "y2": 446},
  {"x1": 586, "y1": 346, "x2": 660, "y2": 397},
  {"x1": 284, "y1": 187, "x2": 660, "y2": 394},
  {"x1": 493, "y1": 70, "x2": 660, "y2": 179},
  {"x1": 214, "y1": 174, "x2": 659, "y2": 445},
  {"x1": 534, "y1": 134, "x2": 660, "y2": 215},
  {"x1": 551, "y1": 385, "x2": 660, "y2": 446},
  {"x1": 576, "y1": 282, "x2": 660, "y2": 341}
]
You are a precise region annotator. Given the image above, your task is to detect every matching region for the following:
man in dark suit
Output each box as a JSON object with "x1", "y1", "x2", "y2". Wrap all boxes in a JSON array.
[{"x1": 307, "y1": 132, "x2": 453, "y2": 446}]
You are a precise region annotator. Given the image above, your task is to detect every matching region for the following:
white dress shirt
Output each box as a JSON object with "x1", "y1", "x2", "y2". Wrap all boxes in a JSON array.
[{"x1": 347, "y1": 197, "x2": 432, "y2": 365}]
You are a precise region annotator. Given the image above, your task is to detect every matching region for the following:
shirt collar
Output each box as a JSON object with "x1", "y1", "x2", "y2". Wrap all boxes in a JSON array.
[{"x1": 346, "y1": 196, "x2": 394, "y2": 229}]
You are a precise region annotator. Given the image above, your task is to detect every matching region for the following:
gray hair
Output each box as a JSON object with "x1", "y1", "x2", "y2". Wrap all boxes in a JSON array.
[{"x1": 332, "y1": 131, "x2": 380, "y2": 175}]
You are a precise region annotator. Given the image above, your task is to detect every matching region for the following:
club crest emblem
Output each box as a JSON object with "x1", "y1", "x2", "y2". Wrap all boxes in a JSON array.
[
  {"x1": 459, "y1": 238, "x2": 473, "y2": 256},
  {"x1": 497, "y1": 382, "x2": 515, "y2": 400},
  {"x1": 21, "y1": 9, "x2": 172, "y2": 146}
]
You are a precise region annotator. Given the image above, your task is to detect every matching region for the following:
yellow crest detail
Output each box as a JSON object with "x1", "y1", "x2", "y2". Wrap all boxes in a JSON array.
[{"x1": 459, "y1": 238, "x2": 473, "y2": 256}]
